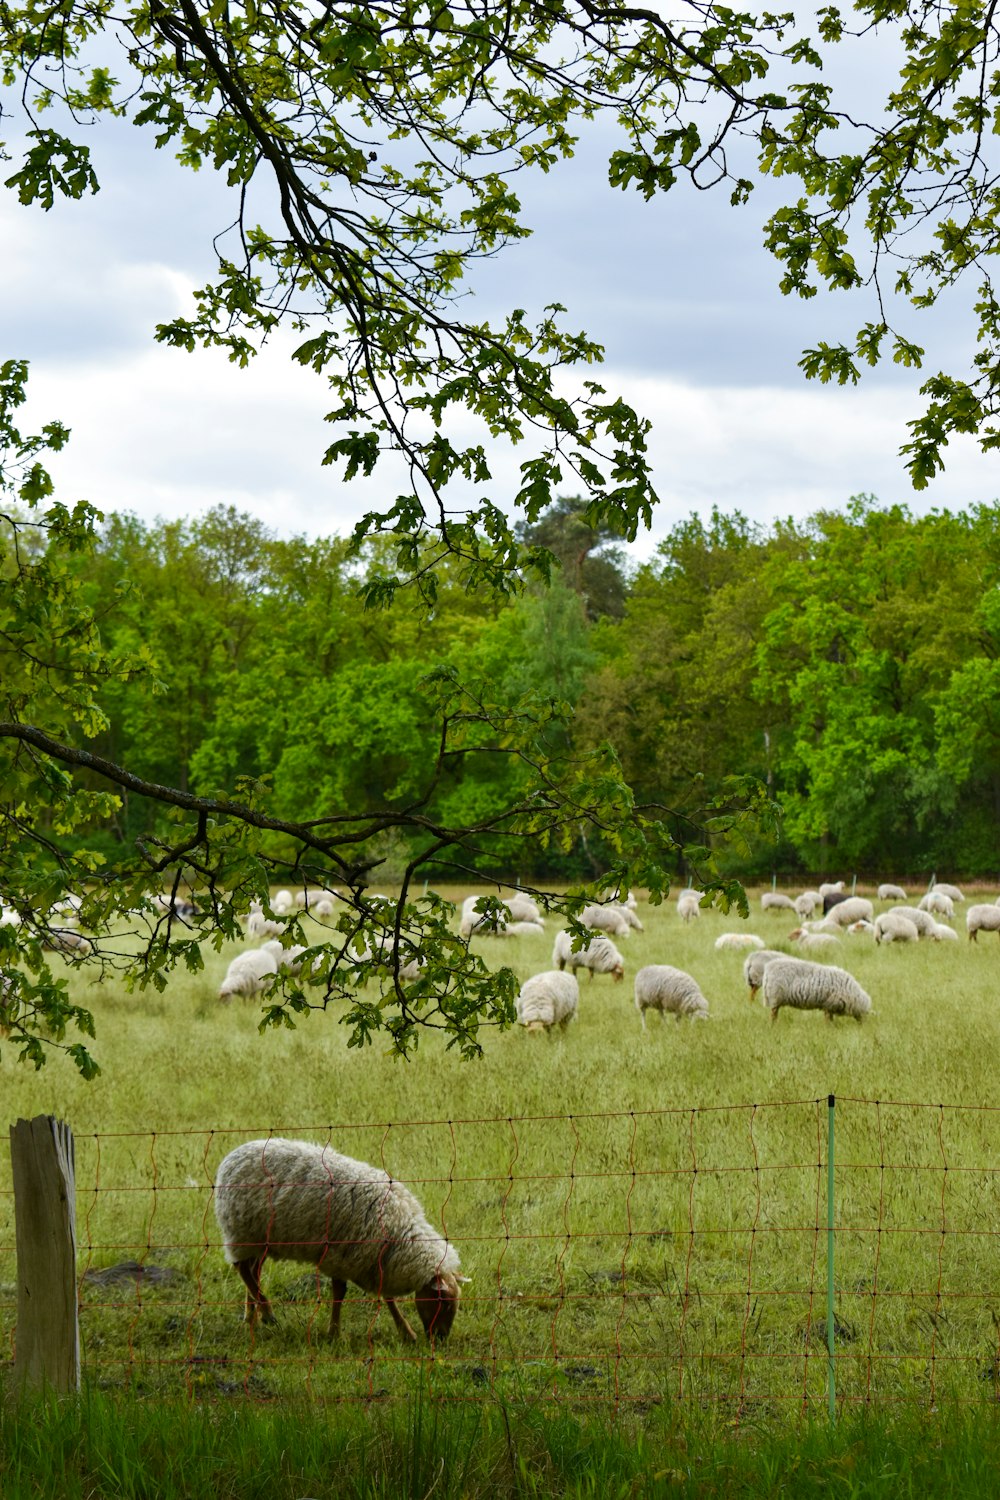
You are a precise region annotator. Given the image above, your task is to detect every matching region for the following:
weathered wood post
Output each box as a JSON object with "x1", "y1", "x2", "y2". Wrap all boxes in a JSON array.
[{"x1": 9, "y1": 1115, "x2": 79, "y2": 1394}]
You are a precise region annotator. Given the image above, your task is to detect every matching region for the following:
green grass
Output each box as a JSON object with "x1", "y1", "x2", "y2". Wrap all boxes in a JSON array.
[{"x1": 4, "y1": 884, "x2": 1000, "y2": 1416}]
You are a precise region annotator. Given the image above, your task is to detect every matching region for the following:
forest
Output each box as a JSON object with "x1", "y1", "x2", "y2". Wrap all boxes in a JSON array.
[{"x1": 64, "y1": 492, "x2": 1000, "y2": 883}]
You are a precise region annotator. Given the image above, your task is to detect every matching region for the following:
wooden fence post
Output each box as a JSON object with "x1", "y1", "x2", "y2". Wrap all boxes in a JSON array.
[{"x1": 9, "y1": 1115, "x2": 79, "y2": 1394}]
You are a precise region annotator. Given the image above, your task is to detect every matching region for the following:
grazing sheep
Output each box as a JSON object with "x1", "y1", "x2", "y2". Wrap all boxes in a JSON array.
[
  {"x1": 714, "y1": 933, "x2": 765, "y2": 951},
  {"x1": 634, "y1": 965, "x2": 709, "y2": 1027},
  {"x1": 516, "y1": 971, "x2": 579, "y2": 1033},
  {"x1": 552, "y1": 931, "x2": 625, "y2": 981},
  {"x1": 743, "y1": 950, "x2": 786, "y2": 1001},
  {"x1": 846, "y1": 919, "x2": 875, "y2": 935},
  {"x1": 761, "y1": 958, "x2": 872, "y2": 1023},
  {"x1": 271, "y1": 889, "x2": 294, "y2": 915},
  {"x1": 677, "y1": 894, "x2": 700, "y2": 922},
  {"x1": 761, "y1": 892, "x2": 797, "y2": 913},
  {"x1": 0, "y1": 904, "x2": 20, "y2": 928},
  {"x1": 918, "y1": 890, "x2": 954, "y2": 918},
  {"x1": 246, "y1": 904, "x2": 285, "y2": 940},
  {"x1": 825, "y1": 897, "x2": 875, "y2": 927},
  {"x1": 260, "y1": 939, "x2": 307, "y2": 973},
  {"x1": 795, "y1": 891, "x2": 822, "y2": 919},
  {"x1": 580, "y1": 904, "x2": 632, "y2": 939},
  {"x1": 214, "y1": 1139, "x2": 462, "y2": 1342},
  {"x1": 934, "y1": 884, "x2": 965, "y2": 903},
  {"x1": 495, "y1": 920, "x2": 545, "y2": 939},
  {"x1": 818, "y1": 882, "x2": 845, "y2": 899},
  {"x1": 788, "y1": 926, "x2": 841, "y2": 954},
  {"x1": 930, "y1": 921, "x2": 959, "y2": 941},
  {"x1": 874, "y1": 912, "x2": 920, "y2": 945},
  {"x1": 42, "y1": 929, "x2": 92, "y2": 959},
  {"x1": 459, "y1": 894, "x2": 513, "y2": 939},
  {"x1": 823, "y1": 891, "x2": 852, "y2": 915},
  {"x1": 506, "y1": 892, "x2": 542, "y2": 924},
  {"x1": 887, "y1": 906, "x2": 939, "y2": 938},
  {"x1": 967, "y1": 905, "x2": 1000, "y2": 942},
  {"x1": 219, "y1": 948, "x2": 278, "y2": 1001},
  {"x1": 877, "y1": 884, "x2": 908, "y2": 902},
  {"x1": 616, "y1": 904, "x2": 644, "y2": 932}
]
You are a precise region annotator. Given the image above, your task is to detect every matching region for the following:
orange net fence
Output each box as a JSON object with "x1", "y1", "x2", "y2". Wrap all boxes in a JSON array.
[{"x1": 3, "y1": 1097, "x2": 1000, "y2": 1408}]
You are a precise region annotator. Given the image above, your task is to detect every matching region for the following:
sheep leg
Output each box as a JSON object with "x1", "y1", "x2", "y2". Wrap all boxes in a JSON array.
[
  {"x1": 385, "y1": 1298, "x2": 418, "y2": 1343},
  {"x1": 769, "y1": 1006, "x2": 779, "y2": 1024},
  {"x1": 235, "y1": 1256, "x2": 274, "y2": 1325},
  {"x1": 326, "y1": 1278, "x2": 348, "y2": 1339}
]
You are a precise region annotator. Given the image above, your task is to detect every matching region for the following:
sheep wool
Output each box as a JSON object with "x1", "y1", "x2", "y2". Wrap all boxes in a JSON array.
[
  {"x1": 934, "y1": 884, "x2": 965, "y2": 902},
  {"x1": 761, "y1": 892, "x2": 797, "y2": 912},
  {"x1": 887, "y1": 906, "x2": 939, "y2": 938},
  {"x1": 580, "y1": 904, "x2": 632, "y2": 939},
  {"x1": 506, "y1": 893, "x2": 542, "y2": 924},
  {"x1": 714, "y1": 933, "x2": 765, "y2": 951},
  {"x1": 677, "y1": 894, "x2": 700, "y2": 923},
  {"x1": 743, "y1": 950, "x2": 786, "y2": 1000},
  {"x1": 795, "y1": 891, "x2": 822, "y2": 918},
  {"x1": 967, "y1": 905, "x2": 1000, "y2": 941},
  {"x1": 634, "y1": 965, "x2": 709, "y2": 1027},
  {"x1": 877, "y1": 884, "x2": 908, "y2": 902},
  {"x1": 214, "y1": 1139, "x2": 462, "y2": 1342},
  {"x1": 788, "y1": 927, "x2": 841, "y2": 954},
  {"x1": 931, "y1": 922, "x2": 959, "y2": 941},
  {"x1": 818, "y1": 882, "x2": 845, "y2": 898},
  {"x1": 761, "y1": 958, "x2": 872, "y2": 1023},
  {"x1": 515, "y1": 971, "x2": 579, "y2": 1032},
  {"x1": 918, "y1": 891, "x2": 954, "y2": 919},
  {"x1": 552, "y1": 930, "x2": 625, "y2": 981},
  {"x1": 826, "y1": 897, "x2": 874, "y2": 927}
]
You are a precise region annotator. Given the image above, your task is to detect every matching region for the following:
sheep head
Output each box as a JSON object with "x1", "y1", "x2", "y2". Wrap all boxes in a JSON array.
[{"x1": 414, "y1": 1270, "x2": 462, "y2": 1340}]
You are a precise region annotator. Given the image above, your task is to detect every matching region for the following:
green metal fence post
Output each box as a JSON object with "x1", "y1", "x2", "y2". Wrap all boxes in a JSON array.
[{"x1": 827, "y1": 1092, "x2": 836, "y2": 1422}]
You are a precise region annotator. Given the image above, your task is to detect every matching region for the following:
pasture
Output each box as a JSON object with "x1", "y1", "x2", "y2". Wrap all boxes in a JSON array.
[{"x1": 3, "y1": 884, "x2": 1000, "y2": 1416}]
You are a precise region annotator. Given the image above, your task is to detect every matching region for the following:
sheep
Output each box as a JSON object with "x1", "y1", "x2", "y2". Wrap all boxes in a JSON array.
[
  {"x1": 877, "y1": 884, "x2": 908, "y2": 902},
  {"x1": 579, "y1": 904, "x2": 632, "y2": 939},
  {"x1": 677, "y1": 894, "x2": 700, "y2": 922},
  {"x1": 260, "y1": 939, "x2": 307, "y2": 973},
  {"x1": 743, "y1": 950, "x2": 786, "y2": 1001},
  {"x1": 714, "y1": 933, "x2": 765, "y2": 951},
  {"x1": 494, "y1": 920, "x2": 545, "y2": 939},
  {"x1": 219, "y1": 948, "x2": 278, "y2": 1001},
  {"x1": 634, "y1": 965, "x2": 709, "y2": 1027},
  {"x1": 459, "y1": 894, "x2": 511, "y2": 939},
  {"x1": 246, "y1": 903, "x2": 285, "y2": 940},
  {"x1": 930, "y1": 921, "x2": 959, "y2": 941},
  {"x1": 874, "y1": 912, "x2": 919, "y2": 944},
  {"x1": 818, "y1": 882, "x2": 845, "y2": 899},
  {"x1": 760, "y1": 957, "x2": 872, "y2": 1023},
  {"x1": 787, "y1": 926, "x2": 841, "y2": 954},
  {"x1": 761, "y1": 892, "x2": 797, "y2": 913},
  {"x1": 823, "y1": 891, "x2": 852, "y2": 915},
  {"x1": 934, "y1": 884, "x2": 965, "y2": 902},
  {"x1": 271, "y1": 890, "x2": 294, "y2": 915},
  {"x1": 214, "y1": 1138, "x2": 462, "y2": 1343},
  {"x1": 506, "y1": 892, "x2": 542, "y2": 924},
  {"x1": 552, "y1": 931, "x2": 625, "y2": 981},
  {"x1": 825, "y1": 897, "x2": 874, "y2": 927},
  {"x1": 887, "y1": 906, "x2": 939, "y2": 938},
  {"x1": 967, "y1": 905, "x2": 1000, "y2": 942},
  {"x1": 516, "y1": 971, "x2": 579, "y2": 1033},
  {"x1": 0, "y1": 904, "x2": 20, "y2": 928},
  {"x1": 795, "y1": 891, "x2": 822, "y2": 919},
  {"x1": 615, "y1": 904, "x2": 644, "y2": 932},
  {"x1": 918, "y1": 891, "x2": 954, "y2": 919},
  {"x1": 43, "y1": 929, "x2": 92, "y2": 959},
  {"x1": 846, "y1": 919, "x2": 875, "y2": 935}
]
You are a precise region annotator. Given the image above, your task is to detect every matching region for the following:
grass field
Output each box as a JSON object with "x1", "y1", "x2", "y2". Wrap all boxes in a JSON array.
[{"x1": 3, "y1": 883, "x2": 1000, "y2": 1418}]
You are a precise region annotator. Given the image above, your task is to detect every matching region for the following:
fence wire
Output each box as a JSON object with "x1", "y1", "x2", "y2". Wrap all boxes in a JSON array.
[{"x1": 3, "y1": 1097, "x2": 1000, "y2": 1409}]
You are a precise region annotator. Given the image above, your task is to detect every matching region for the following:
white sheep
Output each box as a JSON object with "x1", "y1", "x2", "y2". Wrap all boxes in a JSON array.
[
  {"x1": 825, "y1": 897, "x2": 874, "y2": 927},
  {"x1": 874, "y1": 912, "x2": 919, "y2": 944},
  {"x1": 552, "y1": 931, "x2": 625, "y2": 981},
  {"x1": 260, "y1": 939, "x2": 307, "y2": 973},
  {"x1": 818, "y1": 882, "x2": 845, "y2": 898},
  {"x1": 459, "y1": 894, "x2": 512, "y2": 939},
  {"x1": 930, "y1": 921, "x2": 959, "y2": 941},
  {"x1": 506, "y1": 892, "x2": 542, "y2": 923},
  {"x1": 214, "y1": 1138, "x2": 462, "y2": 1342},
  {"x1": 43, "y1": 928, "x2": 92, "y2": 958},
  {"x1": 877, "y1": 884, "x2": 908, "y2": 902},
  {"x1": 795, "y1": 891, "x2": 822, "y2": 919},
  {"x1": 634, "y1": 965, "x2": 709, "y2": 1026},
  {"x1": 967, "y1": 905, "x2": 1000, "y2": 941},
  {"x1": 271, "y1": 889, "x2": 294, "y2": 915},
  {"x1": 219, "y1": 948, "x2": 278, "y2": 1001},
  {"x1": 742, "y1": 950, "x2": 786, "y2": 1001},
  {"x1": 761, "y1": 892, "x2": 797, "y2": 913},
  {"x1": 516, "y1": 971, "x2": 579, "y2": 1032},
  {"x1": 579, "y1": 904, "x2": 632, "y2": 939},
  {"x1": 761, "y1": 957, "x2": 872, "y2": 1023},
  {"x1": 918, "y1": 891, "x2": 954, "y2": 919},
  {"x1": 495, "y1": 920, "x2": 546, "y2": 939},
  {"x1": 246, "y1": 903, "x2": 285, "y2": 940},
  {"x1": 677, "y1": 894, "x2": 700, "y2": 922},
  {"x1": 788, "y1": 926, "x2": 841, "y2": 954},
  {"x1": 714, "y1": 933, "x2": 765, "y2": 951},
  {"x1": 934, "y1": 883, "x2": 965, "y2": 902},
  {"x1": 887, "y1": 906, "x2": 940, "y2": 938}
]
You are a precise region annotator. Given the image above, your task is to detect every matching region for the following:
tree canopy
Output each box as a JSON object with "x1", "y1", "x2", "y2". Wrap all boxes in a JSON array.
[{"x1": 1, "y1": 0, "x2": 999, "y2": 1069}]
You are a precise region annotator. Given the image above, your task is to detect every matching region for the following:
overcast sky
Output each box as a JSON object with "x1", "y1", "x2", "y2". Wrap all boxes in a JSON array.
[{"x1": 3, "y1": 59, "x2": 997, "y2": 561}]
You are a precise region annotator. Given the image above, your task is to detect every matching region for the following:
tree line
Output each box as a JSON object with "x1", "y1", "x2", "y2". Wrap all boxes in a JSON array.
[{"x1": 75, "y1": 493, "x2": 1000, "y2": 882}]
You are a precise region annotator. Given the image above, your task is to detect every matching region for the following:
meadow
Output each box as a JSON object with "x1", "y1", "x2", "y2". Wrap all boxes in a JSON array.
[{"x1": 3, "y1": 884, "x2": 1000, "y2": 1422}]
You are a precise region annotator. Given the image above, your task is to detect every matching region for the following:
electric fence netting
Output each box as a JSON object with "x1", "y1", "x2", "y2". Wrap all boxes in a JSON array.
[{"x1": 3, "y1": 1098, "x2": 1000, "y2": 1409}]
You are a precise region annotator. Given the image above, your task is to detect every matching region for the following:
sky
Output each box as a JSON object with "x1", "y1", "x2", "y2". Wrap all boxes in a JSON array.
[{"x1": 3, "y1": 36, "x2": 998, "y2": 561}]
